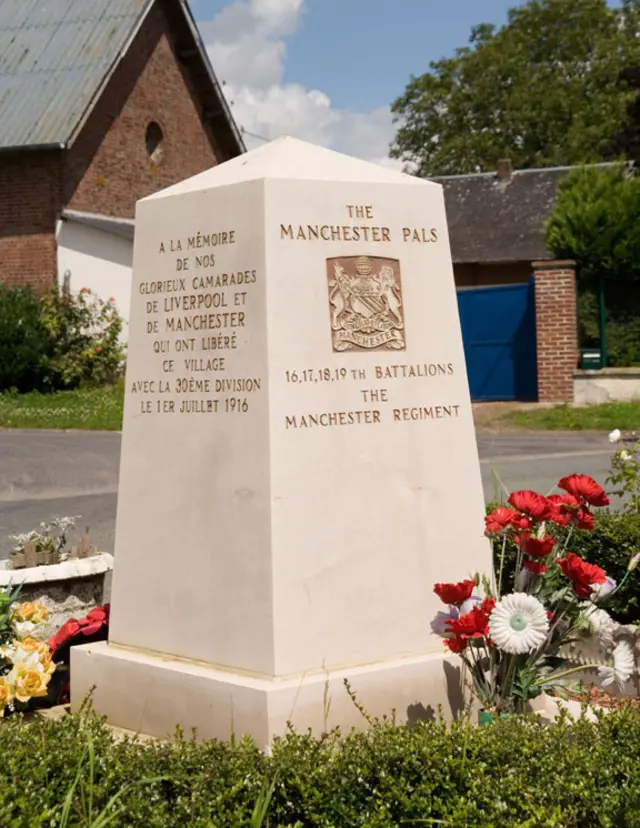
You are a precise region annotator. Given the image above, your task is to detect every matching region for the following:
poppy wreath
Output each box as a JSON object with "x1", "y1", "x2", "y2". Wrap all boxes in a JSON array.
[{"x1": 45, "y1": 604, "x2": 110, "y2": 706}]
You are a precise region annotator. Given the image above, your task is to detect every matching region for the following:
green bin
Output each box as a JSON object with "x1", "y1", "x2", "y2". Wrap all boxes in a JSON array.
[{"x1": 580, "y1": 349, "x2": 602, "y2": 370}]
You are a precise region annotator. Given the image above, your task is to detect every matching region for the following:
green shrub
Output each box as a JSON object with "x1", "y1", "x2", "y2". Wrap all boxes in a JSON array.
[
  {"x1": 0, "y1": 285, "x2": 125, "y2": 394},
  {"x1": 490, "y1": 509, "x2": 640, "y2": 625},
  {"x1": 40, "y1": 287, "x2": 125, "y2": 390},
  {"x1": 0, "y1": 285, "x2": 53, "y2": 393},
  {"x1": 3, "y1": 708, "x2": 640, "y2": 826}
]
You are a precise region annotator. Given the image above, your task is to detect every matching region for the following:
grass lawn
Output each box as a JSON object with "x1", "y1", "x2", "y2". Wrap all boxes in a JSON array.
[
  {"x1": 0, "y1": 382, "x2": 124, "y2": 430},
  {"x1": 505, "y1": 400, "x2": 640, "y2": 430}
]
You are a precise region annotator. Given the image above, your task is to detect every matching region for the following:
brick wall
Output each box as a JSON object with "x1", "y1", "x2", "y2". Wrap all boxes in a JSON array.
[
  {"x1": 0, "y1": 151, "x2": 61, "y2": 291},
  {"x1": 64, "y1": 2, "x2": 219, "y2": 219},
  {"x1": 533, "y1": 261, "x2": 578, "y2": 403}
]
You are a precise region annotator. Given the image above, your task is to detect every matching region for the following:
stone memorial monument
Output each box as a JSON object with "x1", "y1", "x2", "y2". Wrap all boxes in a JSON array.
[{"x1": 71, "y1": 137, "x2": 490, "y2": 745}]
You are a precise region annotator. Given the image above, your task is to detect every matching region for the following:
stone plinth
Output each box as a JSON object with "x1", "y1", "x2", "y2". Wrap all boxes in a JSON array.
[{"x1": 71, "y1": 137, "x2": 490, "y2": 743}]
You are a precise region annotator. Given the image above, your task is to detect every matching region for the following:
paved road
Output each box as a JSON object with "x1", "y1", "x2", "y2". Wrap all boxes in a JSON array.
[{"x1": 0, "y1": 429, "x2": 615, "y2": 558}]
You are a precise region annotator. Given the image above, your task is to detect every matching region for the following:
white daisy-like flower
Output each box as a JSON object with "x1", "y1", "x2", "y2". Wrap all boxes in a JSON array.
[
  {"x1": 598, "y1": 640, "x2": 635, "y2": 690},
  {"x1": 489, "y1": 593, "x2": 549, "y2": 654},
  {"x1": 580, "y1": 602, "x2": 618, "y2": 643},
  {"x1": 609, "y1": 429, "x2": 622, "y2": 443},
  {"x1": 620, "y1": 450, "x2": 632, "y2": 462}
]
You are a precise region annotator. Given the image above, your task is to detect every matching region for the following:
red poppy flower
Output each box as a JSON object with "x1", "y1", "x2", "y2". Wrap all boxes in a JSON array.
[
  {"x1": 508, "y1": 490, "x2": 552, "y2": 521},
  {"x1": 558, "y1": 474, "x2": 610, "y2": 508},
  {"x1": 523, "y1": 559, "x2": 548, "y2": 575},
  {"x1": 575, "y1": 507, "x2": 595, "y2": 531},
  {"x1": 444, "y1": 636, "x2": 467, "y2": 654},
  {"x1": 480, "y1": 597, "x2": 496, "y2": 616},
  {"x1": 547, "y1": 494, "x2": 576, "y2": 526},
  {"x1": 434, "y1": 579, "x2": 476, "y2": 607},
  {"x1": 446, "y1": 605, "x2": 491, "y2": 640},
  {"x1": 520, "y1": 535, "x2": 556, "y2": 559},
  {"x1": 484, "y1": 507, "x2": 519, "y2": 536},
  {"x1": 558, "y1": 553, "x2": 606, "y2": 599},
  {"x1": 548, "y1": 494, "x2": 595, "y2": 531}
]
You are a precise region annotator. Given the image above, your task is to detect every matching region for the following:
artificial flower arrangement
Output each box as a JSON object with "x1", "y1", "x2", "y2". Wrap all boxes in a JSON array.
[
  {"x1": 8, "y1": 515, "x2": 78, "y2": 569},
  {"x1": 433, "y1": 474, "x2": 639, "y2": 717},
  {"x1": 0, "y1": 589, "x2": 56, "y2": 716}
]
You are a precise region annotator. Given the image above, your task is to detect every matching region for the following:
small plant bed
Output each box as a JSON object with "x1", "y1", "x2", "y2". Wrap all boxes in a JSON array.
[
  {"x1": 503, "y1": 401, "x2": 640, "y2": 431},
  {"x1": 562, "y1": 683, "x2": 640, "y2": 711},
  {"x1": 0, "y1": 382, "x2": 124, "y2": 431}
]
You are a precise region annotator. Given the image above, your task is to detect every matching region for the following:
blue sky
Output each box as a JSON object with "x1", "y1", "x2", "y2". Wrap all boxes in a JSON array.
[{"x1": 194, "y1": 0, "x2": 617, "y2": 164}]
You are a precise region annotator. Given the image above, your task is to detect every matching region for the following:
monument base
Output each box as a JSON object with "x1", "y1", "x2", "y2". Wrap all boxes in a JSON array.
[{"x1": 71, "y1": 642, "x2": 467, "y2": 747}]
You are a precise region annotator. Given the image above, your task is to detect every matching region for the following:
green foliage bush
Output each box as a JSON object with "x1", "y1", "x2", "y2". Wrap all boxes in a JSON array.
[
  {"x1": 490, "y1": 509, "x2": 640, "y2": 625},
  {"x1": 40, "y1": 288, "x2": 125, "y2": 389},
  {"x1": 4, "y1": 708, "x2": 640, "y2": 826},
  {"x1": 578, "y1": 281, "x2": 640, "y2": 367},
  {"x1": 545, "y1": 164, "x2": 640, "y2": 367},
  {"x1": 0, "y1": 286, "x2": 125, "y2": 393},
  {"x1": 0, "y1": 285, "x2": 53, "y2": 393}
]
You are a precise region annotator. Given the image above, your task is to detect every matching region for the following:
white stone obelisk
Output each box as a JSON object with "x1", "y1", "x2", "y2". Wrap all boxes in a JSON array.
[{"x1": 71, "y1": 137, "x2": 490, "y2": 745}]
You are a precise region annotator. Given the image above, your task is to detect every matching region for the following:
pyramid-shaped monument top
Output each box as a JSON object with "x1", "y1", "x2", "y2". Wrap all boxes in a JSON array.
[{"x1": 144, "y1": 136, "x2": 436, "y2": 201}]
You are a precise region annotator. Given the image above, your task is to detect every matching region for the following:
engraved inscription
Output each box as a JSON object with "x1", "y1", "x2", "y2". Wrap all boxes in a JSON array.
[{"x1": 327, "y1": 255, "x2": 406, "y2": 353}]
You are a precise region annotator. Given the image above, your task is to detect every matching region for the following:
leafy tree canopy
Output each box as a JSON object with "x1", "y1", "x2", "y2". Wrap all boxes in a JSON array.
[
  {"x1": 391, "y1": 0, "x2": 640, "y2": 176},
  {"x1": 545, "y1": 164, "x2": 640, "y2": 281}
]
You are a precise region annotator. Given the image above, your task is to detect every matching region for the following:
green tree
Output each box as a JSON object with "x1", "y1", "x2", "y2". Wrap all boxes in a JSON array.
[
  {"x1": 545, "y1": 164, "x2": 640, "y2": 280},
  {"x1": 391, "y1": 0, "x2": 640, "y2": 176},
  {"x1": 544, "y1": 164, "x2": 640, "y2": 366}
]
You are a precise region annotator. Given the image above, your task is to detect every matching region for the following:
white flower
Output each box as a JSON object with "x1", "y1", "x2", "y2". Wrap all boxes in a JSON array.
[
  {"x1": 598, "y1": 640, "x2": 635, "y2": 690},
  {"x1": 431, "y1": 607, "x2": 458, "y2": 637},
  {"x1": 591, "y1": 576, "x2": 617, "y2": 601},
  {"x1": 609, "y1": 429, "x2": 622, "y2": 443},
  {"x1": 620, "y1": 450, "x2": 632, "y2": 462},
  {"x1": 580, "y1": 602, "x2": 617, "y2": 643},
  {"x1": 489, "y1": 593, "x2": 550, "y2": 654},
  {"x1": 459, "y1": 595, "x2": 482, "y2": 615},
  {"x1": 12, "y1": 621, "x2": 46, "y2": 641}
]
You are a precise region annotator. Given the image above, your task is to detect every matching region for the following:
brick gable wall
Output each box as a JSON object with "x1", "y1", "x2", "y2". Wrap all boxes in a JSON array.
[
  {"x1": 0, "y1": 151, "x2": 61, "y2": 290},
  {"x1": 0, "y1": 1, "x2": 223, "y2": 293},
  {"x1": 64, "y1": 2, "x2": 219, "y2": 219}
]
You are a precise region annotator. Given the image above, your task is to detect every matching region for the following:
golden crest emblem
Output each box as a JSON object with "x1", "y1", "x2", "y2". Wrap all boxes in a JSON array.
[{"x1": 326, "y1": 255, "x2": 406, "y2": 352}]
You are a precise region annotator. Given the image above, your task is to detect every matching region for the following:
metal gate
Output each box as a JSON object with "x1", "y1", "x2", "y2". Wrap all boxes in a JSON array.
[{"x1": 456, "y1": 280, "x2": 538, "y2": 401}]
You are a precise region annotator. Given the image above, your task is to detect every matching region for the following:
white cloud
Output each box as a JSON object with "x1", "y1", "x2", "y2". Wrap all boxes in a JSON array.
[{"x1": 200, "y1": 0, "x2": 400, "y2": 167}]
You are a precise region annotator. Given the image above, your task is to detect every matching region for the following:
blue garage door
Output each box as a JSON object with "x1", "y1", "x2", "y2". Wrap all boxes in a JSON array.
[{"x1": 457, "y1": 280, "x2": 538, "y2": 401}]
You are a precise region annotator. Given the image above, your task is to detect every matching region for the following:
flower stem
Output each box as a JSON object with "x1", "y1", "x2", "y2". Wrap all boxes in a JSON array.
[
  {"x1": 497, "y1": 536, "x2": 507, "y2": 598},
  {"x1": 532, "y1": 663, "x2": 602, "y2": 688}
]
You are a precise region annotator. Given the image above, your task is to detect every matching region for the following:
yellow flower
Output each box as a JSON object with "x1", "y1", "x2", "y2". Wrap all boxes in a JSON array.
[
  {"x1": 17, "y1": 637, "x2": 42, "y2": 653},
  {"x1": 10, "y1": 663, "x2": 51, "y2": 703},
  {"x1": 38, "y1": 650, "x2": 56, "y2": 676},
  {"x1": 30, "y1": 601, "x2": 49, "y2": 623},
  {"x1": 0, "y1": 677, "x2": 14, "y2": 711},
  {"x1": 12, "y1": 602, "x2": 36, "y2": 622}
]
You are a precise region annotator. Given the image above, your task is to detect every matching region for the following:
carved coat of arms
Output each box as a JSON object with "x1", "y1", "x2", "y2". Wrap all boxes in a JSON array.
[{"x1": 326, "y1": 255, "x2": 406, "y2": 352}]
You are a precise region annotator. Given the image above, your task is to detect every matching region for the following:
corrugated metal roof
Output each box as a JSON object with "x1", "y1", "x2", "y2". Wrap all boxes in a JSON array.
[{"x1": 0, "y1": 0, "x2": 151, "y2": 148}]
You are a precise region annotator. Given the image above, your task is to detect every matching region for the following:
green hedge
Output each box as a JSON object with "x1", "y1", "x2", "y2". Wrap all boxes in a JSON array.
[
  {"x1": 3, "y1": 708, "x2": 640, "y2": 826},
  {"x1": 491, "y1": 510, "x2": 640, "y2": 625}
]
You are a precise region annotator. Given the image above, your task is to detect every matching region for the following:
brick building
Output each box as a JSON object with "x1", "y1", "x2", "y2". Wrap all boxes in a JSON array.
[{"x1": 0, "y1": 0, "x2": 244, "y2": 325}]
